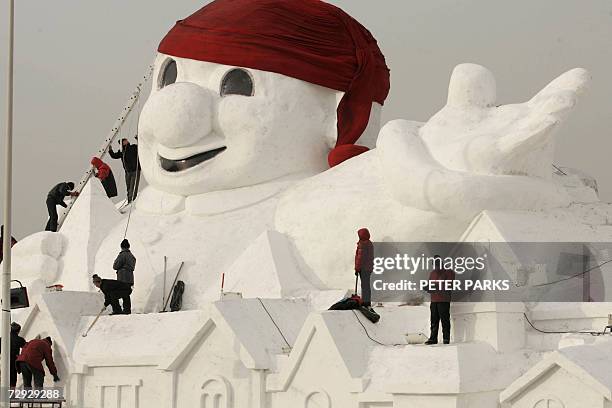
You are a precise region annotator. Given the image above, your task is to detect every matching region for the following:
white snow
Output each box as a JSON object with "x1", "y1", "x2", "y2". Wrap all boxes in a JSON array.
[
  {"x1": 7, "y1": 27, "x2": 611, "y2": 408},
  {"x1": 224, "y1": 230, "x2": 322, "y2": 298},
  {"x1": 60, "y1": 180, "x2": 123, "y2": 291}
]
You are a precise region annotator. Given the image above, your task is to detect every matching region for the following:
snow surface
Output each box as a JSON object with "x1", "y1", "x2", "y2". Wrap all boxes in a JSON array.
[{"x1": 7, "y1": 51, "x2": 612, "y2": 408}]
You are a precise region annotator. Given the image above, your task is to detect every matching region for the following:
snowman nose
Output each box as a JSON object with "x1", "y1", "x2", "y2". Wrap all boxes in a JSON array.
[{"x1": 141, "y1": 82, "x2": 214, "y2": 148}]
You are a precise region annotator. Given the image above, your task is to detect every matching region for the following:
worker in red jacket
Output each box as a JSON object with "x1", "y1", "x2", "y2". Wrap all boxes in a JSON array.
[
  {"x1": 16, "y1": 336, "x2": 60, "y2": 388},
  {"x1": 425, "y1": 255, "x2": 456, "y2": 345},
  {"x1": 91, "y1": 157, "x2": 118, "y2": 198},
  {"x1": 354, "y1": 228, "x2": 374, "y2": 307}
]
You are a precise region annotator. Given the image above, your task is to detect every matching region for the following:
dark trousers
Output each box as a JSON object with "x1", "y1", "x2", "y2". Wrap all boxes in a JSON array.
[
  {"x1": 18, "y1": 362, "x2": 45, "y2": 389},
  {"x1": 429, "y1": 302, "x2": 451, "y2": 343},
  {"x1": 45, "y1": 198, "x2": 59, "y2": 232},
  {"x1": 125, "y1": 171, "x2": 140, "y2": 203},
  {"x1": 10, "y1": 359, "x2": 18, "y2": 387},
  {"x1": 108, "y1": 286, "x2": 132, "y2": 314},
  {"x1": 359, "y1": 271, "x2": 372, "y2": 306}
]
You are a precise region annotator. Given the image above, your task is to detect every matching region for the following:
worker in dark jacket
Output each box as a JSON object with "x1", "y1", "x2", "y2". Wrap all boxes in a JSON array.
[
  {"x1": 91, "y1": 157, "x2": 118, "y2": 198},
  {"x1": 10, "y1": 323, "x2": 26, "y2": 387},
  {"x1": 425, "y1": 255, "x2": 456, "y2": 345},
  {"x1": 0, "y1": 322, "x2": 26, "y2": 387},
  {"x1": 93, "y1": 274, "x2": 133, "y2": 315},
  {"x1": 109, "y1": 138, "x2": 140, "y2": 203},
  {"x1": 0, "y1": 225, "x2": 17, "y2": 264},
  {"x1": 45, "y1": 181, "x2": 78, "y2": 232},
  {"x1": 16, "y1": 336, "x2": 60, "y2": 388},
  {"x1": 354, "y1": 228, "x2": 374, "y2": 307},
  {"x1": 112, "y1": 239, "x2": 135, "y2": 313},
  {"x1": 114, "y1": 239, "x2": 135, "y2": 285}
]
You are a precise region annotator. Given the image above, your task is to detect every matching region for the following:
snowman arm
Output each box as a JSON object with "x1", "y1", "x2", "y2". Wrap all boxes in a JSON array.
[{"x1": 377, "y1": 120, "x2": 569, "y2": 218}]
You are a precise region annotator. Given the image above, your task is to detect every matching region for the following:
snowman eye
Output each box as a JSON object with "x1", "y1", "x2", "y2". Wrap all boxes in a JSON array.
[
  {"x1": 159, "y1": 59, "x2": 177, "y2": 89},
  {"x1": 220, "y1": 68, "x2": 254, "y2": 97}
]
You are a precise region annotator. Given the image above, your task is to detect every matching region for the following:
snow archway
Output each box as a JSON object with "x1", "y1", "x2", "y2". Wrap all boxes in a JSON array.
[{"x1": 200, "y1": 376, "x2": 233, "y2": 408}]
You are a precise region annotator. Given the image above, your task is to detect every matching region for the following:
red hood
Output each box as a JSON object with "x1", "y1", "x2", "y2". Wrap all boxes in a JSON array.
[
  {"x1": 358, "y1": 228, "x2": 370, "y2": 241},
  {"x1": 91, "y1": 157, "x2": 103, "y2": 168}
]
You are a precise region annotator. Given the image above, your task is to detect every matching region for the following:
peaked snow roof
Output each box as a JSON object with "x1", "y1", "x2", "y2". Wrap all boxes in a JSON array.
[
  {"x1": 22, "y1": 291, "x2": 104, "y2": 355},
  {"x1": 209, "y1": 298, "x2": 311, "y2": 369},
  {"x1": 73, "y1": 309, "x2": 210, "y2": 368},
  {"x1": 461, "y1": 209, "x2": 612, "y2": 243},
  {"x1": 267, "y1": 306, "x2": 431, "y2": 393},
  {"x1": 500, "y1": 341, "x2": 612, "y2": 403},
  {"x1": 71, "y1": 297, "x2": 311, "y2": 371},
  {"x1": 320, "y1": 306, "x2": 430, "y2": 377}
]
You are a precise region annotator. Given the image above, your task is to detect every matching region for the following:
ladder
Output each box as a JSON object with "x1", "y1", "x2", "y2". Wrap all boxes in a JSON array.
[{"x1": 57, "y1": 65, "x2": 154, "y2": 230}]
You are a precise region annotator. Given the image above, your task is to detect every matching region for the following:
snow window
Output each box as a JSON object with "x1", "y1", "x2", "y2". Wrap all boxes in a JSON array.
[
  {"x1": 220, "y1": 68, "x2": 254, "y2": 97},
  {"x1": 533, "y1": 399, "x2": 564, "y2": 408},
  {"x1": 159, "y1": 59, "x2": 177, "y2": 89}
]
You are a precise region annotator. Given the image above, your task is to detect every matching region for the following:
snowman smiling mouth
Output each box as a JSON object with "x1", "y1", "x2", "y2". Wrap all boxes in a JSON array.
[{"x1": 159, "y1": 146, "x2": 227, "y2": 172}]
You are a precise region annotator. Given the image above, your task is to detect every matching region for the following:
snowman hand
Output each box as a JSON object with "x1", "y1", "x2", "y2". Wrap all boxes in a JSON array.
[
  {"x1": 377, "y1": 119, "x2": 570, "y2": 218},
  {"x1": 419, "y1": 65, "x2": 590, "y2": 178}
]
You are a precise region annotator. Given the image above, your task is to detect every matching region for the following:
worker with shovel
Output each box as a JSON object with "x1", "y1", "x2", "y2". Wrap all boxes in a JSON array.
[
  {"x1": 329, "y1": 228, "x2": 379, "y2": 323},
  {"x1": 355, "y1": 228, "x2": 374, "y2": 308},
  {"x1": 90, "y1": 240, "x2": 135, "y2": 315},
  {"x1": 92, "y1": 274, "x2": 132, "y2": 315}
]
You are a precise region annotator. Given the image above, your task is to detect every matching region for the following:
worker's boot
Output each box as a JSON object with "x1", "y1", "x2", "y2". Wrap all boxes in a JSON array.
[
  {"x1": 424, "y1": 338, "x2": 437, "y2": 345},
  {"x1": 110, "y1": 308, "x2": 123, "y2": 316}
]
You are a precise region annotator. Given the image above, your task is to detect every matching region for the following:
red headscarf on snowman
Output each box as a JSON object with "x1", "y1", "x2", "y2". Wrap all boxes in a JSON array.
[{"x1": 158, "y1": 0, "x2": 390, "y2": 167}]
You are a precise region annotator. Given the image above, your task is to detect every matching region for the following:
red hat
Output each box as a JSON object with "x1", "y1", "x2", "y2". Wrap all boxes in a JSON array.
[{"x1": 158, "y1": 0, "x2": 390, "y2": 167}]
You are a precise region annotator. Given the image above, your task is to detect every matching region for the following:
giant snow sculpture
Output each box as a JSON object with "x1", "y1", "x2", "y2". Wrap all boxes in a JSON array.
[
  {"x1": 9, "y1": 0, "x2": 592, "y2": 309},
  {"x1": 7, "y1": 2, "x2": 612, "y2": 406}
]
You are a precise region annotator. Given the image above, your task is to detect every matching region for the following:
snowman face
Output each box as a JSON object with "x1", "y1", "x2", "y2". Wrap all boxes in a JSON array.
[{"x1": 138, "y1": 54, "x2": 337, "y2": 196}]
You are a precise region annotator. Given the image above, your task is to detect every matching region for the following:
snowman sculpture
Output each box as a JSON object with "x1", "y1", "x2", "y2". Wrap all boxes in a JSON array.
[{"x1": 11, "y1": 0, "x2": 591, "y2": 312}]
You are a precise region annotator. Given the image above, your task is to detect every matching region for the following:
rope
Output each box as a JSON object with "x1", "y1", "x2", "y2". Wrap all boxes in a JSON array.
[
  {"x1": 122, "y1": 83, "x2": 145, "y2": 240},
  {"x1": 351, "y1": 310, "x2": 409, "y2": 346},
  {"x1": 523, "y1": 312, "x2": 608, "y2": 336},
  {"x1": 533, "y1": 258, "x2": 612, "y2": 287},
  {"x1": 552, "y1": 164, "x2": 567, "y2": 176},
  {"x1": 122, "y1": 200, "x2": 134, "y2": 240},
  {"x1": 257, "y1": 298, "x2": 291, "y2": 350}
]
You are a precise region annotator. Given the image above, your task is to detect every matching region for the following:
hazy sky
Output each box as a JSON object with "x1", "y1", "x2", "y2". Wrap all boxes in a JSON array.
[{"x1": 0, "y1": 1, "x2": 611, "y2": 238}]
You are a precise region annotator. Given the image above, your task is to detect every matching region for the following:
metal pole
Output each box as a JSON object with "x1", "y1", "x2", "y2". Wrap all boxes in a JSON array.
[{"x1": 1, "y1": 0, "x2": 15, "y2": 405}]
